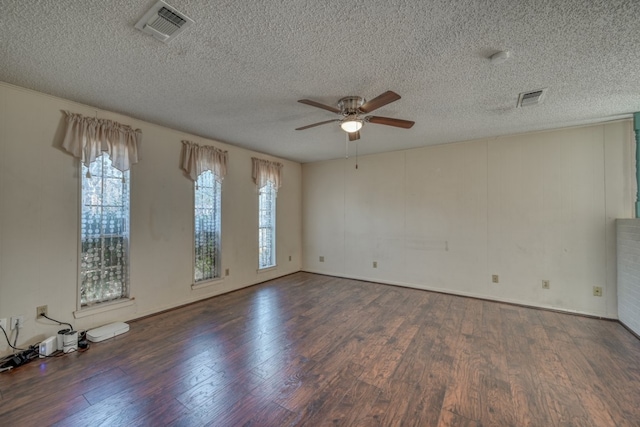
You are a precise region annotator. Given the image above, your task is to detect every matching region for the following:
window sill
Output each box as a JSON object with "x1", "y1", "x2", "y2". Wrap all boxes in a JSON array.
[
  {"x1": 191, "y1": 277, "x2": 224, "y2": 290},
  {"x1": 257, "y1": 265, "x2": 277, "y2": 274},
  {"x1": 73, "y1": 298, "x2": 135, "y2": 319}
]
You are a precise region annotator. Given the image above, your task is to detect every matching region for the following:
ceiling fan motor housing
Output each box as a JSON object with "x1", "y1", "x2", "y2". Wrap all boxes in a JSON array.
[{"x1": 338, "y1": 96, "x2": 364, "y2": 115}]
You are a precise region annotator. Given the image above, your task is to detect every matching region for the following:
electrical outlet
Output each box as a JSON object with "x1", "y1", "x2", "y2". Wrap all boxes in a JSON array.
[
  {"x1": 10, "y1": 315, "x2": 24, "y2": 330},
  {"x1": 37, "y1": 305, "x2": 48, "y2": 318},
  {"x1": 225, "y1": 268, "x2": 229, "y2": 276},
  {"x1": 373, "y1": 261, "x2": 377, "y2": 268},
  {"x1": 289, "y1": 255, "x2": 292, "y2": 261},
  {"x1": 492, "y1": 274, "x2": 499, "y2": 283},
  {"x1": 542, "y1": 280, "x2": 550, "y2": 289},
  {"x1": 0, "y1": 318, "x2": 6, "y2": 331},
  {"x1": 593, "y1": 286, "x2": 603, "y2": 297},
  {"x1": 319, "y1": 256, "x2": 324, "y2": 262}
]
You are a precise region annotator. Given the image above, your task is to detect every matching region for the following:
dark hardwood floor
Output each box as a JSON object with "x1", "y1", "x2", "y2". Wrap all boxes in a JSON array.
[{"x1": 1, "y1": 272, "x2": 640, "y2": 426}]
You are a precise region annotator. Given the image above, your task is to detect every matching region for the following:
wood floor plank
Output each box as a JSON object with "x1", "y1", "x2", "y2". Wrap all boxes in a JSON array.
[
  {"x1": 1, "y1": 272, "x2": 639, "y2": 426},
  {"x1": 319, "y1": 379, "x2": 381, "y2": 426},
  {"x1": 169, "y1": 372, "x2": 265, "y2": 426},
  {"x1": 501, "y1": 306, "x2": 554, "y2": 426},
  {"x1": 275, "y1": 361, "x2": 363, "y2": 413},
  {"x1": 98, "y1": 392, "x2": 188, "y2": 427},
  {"x1": 542, "y1": 381, "x2": 594, "y2": 427},
  {"x1": 476, "y1": 301, "x2": 516, "y2": 426},
  {"x1": 398, "y1": 380, "x2": 448, "y2": 427},
  {"x1": 4, "y1": 394, "x2": 90, "y2": 426},
  {"x1": 0, "y1": 365, "x2": 126, "y2": 418},
  {"x1": 55, "y1": 364, "x2": 215, "y2": 426},
  {"x1": 359, "y1": 322, "x2": 419, "y2": 388},
  {"x1": 441, "y1": 334, "x2": 483, "y2": 422},
  {"x1": 206, "y1": 393, "x2": 292, "y2": 427},
  {"x1": 357, "y1": 378, "x2": 413, "y2": 427},
  {"x1": 437, "y1": 409, "x2": 480, "y2": 427},
  {"x1": 249, "y1": 354, "x2": 317, "y2": 403},
  {"x1": 288, "y1": 363, "x2": 364, "y2": 426},
  {"x1": 551, "y1": 333, "x2": 632, "y2": 427}
]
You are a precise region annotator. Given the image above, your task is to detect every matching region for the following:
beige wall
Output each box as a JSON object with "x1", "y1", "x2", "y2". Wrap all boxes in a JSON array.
[
  {"x1": 303, "y1": 121, "x2": 634, "y2": 317},
  {"x1": 1, "y1": 81, "x2": 633, "y2": 357},
  {"x1": 0, "y1": 83, "x2": 302, "y2": 354}
]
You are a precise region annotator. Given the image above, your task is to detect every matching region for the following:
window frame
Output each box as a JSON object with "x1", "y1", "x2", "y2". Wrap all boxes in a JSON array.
[
  {"x1": 258, "y1": 180, "x2": 277, "y2": 270},
  {"x1": 192, "y1": 170, "x2": 223, "y2": 285},
  {"x1": 77, "y1": 153, "x2": 131, "y2": 310}
]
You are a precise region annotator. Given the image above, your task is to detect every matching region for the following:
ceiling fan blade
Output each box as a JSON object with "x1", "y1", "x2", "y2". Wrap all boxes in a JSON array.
[
  {"x1": 359, "y1": 91, "x2": 401, "y2": 113},
  {"x1": 366, "y1": 116, "x2": 415, "y2": 129},
  {"x1": 348, "y1": 131, "x2": 360, "y2": 141},
  {"x1": 298, "y1": 99, "x2": 341, "y2": 114},
  {"x1": 295, "y1": 119, "x2": 339, "y2": 130}
]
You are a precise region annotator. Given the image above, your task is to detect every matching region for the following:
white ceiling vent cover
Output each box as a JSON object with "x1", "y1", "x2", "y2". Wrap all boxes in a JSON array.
[
  {"x1": 135, "y1": 1, "x2": 193, "y2": 43},
  {"x1": 517, "y1": 89, "x2": 546, "y2": 107}
]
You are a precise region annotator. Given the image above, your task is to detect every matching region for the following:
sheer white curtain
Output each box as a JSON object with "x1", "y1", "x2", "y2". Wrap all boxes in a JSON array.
[
  {"x1": 61, "y1": 111, "x2": 142, "y2": 174},
  {"x1": 180, "y1": 140, "x2": 228, "y2": 182},
  {"x1": 251, "y1": 157, "x2": 283, "y2": 190}
]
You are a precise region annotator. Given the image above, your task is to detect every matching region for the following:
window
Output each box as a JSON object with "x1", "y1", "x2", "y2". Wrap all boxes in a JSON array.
[
  {"x1": 80, "y1": 153, "x2": 130, "y2": 306},
  {"x1": 258, "y1": 181, "x2": 277, "y2": 269},
  {"x1": 180, "y1": 140, "x2": 228, "y2": 285},
  {"x1": 251, "y1": 157, "x2": 281, "y2": 270},
  {"x1": 194, "y1": 170, "x2": 222, "y2": 282}
]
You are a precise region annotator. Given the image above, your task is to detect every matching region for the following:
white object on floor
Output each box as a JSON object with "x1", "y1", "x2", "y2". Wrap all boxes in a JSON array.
[
  {"x1": 39, "y1": 336, "x2": 57, "y2": 358},
  {"x1": 86, "y1": 322, "x2": 130, "y2": 343}
]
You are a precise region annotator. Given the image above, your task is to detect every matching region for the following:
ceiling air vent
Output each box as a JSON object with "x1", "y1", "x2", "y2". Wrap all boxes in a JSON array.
[
  {"x1": 517, "y1": 89, "x2": 546, "y2": 107},
  {"x1": 135, "y1": 1, "x2": 193, "y2": 43}
]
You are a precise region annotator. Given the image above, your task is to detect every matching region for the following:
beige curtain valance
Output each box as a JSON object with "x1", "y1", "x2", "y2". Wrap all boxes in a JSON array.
[
  {"x1": 61, "y1": 111, "x2": 142, "y2": 173},
  {"x1": 252, "y1": 157, "x2": 283, "y2": 190},
  {"x1": 180, "y1": 140, "x2": 228, "y2": 182}
]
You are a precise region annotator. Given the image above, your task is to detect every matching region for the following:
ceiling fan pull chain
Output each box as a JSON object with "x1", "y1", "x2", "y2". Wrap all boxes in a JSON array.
[{"x1": 345, "y1": 133, "x2": 349, "y2": 159}]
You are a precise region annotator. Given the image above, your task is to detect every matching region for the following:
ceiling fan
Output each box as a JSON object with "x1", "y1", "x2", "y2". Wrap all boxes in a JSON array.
[{"x1": 295, "y1": 91, "x2": 415, "y2": 141}]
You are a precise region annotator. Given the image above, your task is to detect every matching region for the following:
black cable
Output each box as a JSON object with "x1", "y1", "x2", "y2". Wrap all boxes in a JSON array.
[
  {"x1": 2, "y1": 321, "x2": 88, "y2": 373},
  {"x1": 0, "y1": 353, "x2": 15, "y2": 364},
  {"x1": 0, "y1": 324, "x2": 27, "y2": 351},
  {"x1": 41, "y1": 314, "x2": 74, "y2": 331},
  {"x1": 1, "y1": 327, "x2": 90, "y2": 373},
  {"x1": 13, "y1": 326, "x2": 19, "y2": 348}
]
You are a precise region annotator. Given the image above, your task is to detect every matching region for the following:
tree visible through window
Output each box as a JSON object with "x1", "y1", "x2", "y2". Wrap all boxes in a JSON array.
[
  {"x1": 258, "y1": 180, "x2": 276, "y2": 269},
  {"x1": 194, "y1": 170, "x2": 221, "y2": 282},
  {"x1": 80, "y1": 153, "x2": 130, "y2": 306}
]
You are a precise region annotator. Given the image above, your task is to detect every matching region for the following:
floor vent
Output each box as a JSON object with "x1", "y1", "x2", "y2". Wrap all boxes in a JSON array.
[
  {"x1": 135, "y1": 0, "x2": 193, "y2": 43},
  {"x1": 517, "y1": 89, "x2": 546, "y2": 107}
]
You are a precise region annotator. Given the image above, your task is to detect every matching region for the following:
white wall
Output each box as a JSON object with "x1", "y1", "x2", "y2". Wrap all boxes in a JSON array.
[
  {"x1": 303, "y1": 121, "x2": 634, "y2": 317},
  {"x1": 617, "y1": 219, "x2": 640, "y2": 336},
  {"x1": 0, "y1": 83, "x2": 302, "y2": 354}
]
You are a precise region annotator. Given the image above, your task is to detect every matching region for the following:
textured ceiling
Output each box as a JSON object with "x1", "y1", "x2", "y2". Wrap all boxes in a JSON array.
[{"x1": 1, "y1": 0, "x2": 639, "y2": 163}]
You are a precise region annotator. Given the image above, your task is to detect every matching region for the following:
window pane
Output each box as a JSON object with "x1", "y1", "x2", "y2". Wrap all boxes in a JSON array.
[
  {"x1": 194, "y1": 171, "x2": 221, "y2": 282},
  {"x1": 258, "y1": 181, "x2": 276, "y2": 269},
  {"x1": 80, "y1": 154, "x2": 130, "y2": 306}
]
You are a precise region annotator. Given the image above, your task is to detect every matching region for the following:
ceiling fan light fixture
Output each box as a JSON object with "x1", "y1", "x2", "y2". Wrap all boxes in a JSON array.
[{"x1": 341, "y1": 118, "x2": 363, "y2": 133}]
